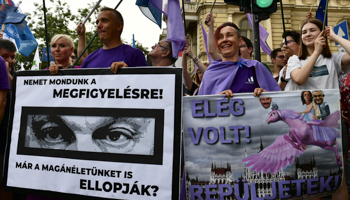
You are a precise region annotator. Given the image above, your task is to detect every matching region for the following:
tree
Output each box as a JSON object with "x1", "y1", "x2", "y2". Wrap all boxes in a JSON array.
[
  {"x1": 14, "y1": 0, "x2": 150, "y2": 70},
  {"x1": 15, "y1": 0, "x2": 103, "y2": 70}
]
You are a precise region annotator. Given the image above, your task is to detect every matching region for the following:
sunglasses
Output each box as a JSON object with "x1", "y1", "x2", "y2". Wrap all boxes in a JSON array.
[
  {"x1": 280, "y1": 40, "x2": 295, "y2": 48},
  {"x1": 155, "y1": 43, "x2": 168, "y2": 50}
]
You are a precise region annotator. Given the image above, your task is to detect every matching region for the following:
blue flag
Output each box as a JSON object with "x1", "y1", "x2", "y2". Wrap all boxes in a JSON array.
[
  {"x1": 4, "y1": 24, "x2": 38, "y2": 57},
  {"x1": 316, "y1": 0, "x2": 327, "y2": 26},
  {"x1": 41, "y1": 47, "x2": 54, "y2": 62},
  {"x1": 0, "y1": 0, "x2": 15, "y2": 6},
  {"x1": 136, "y1": 0, "x2": 162, "y2": 28},
  {"x1": 4, "y1": 11, "x2": 26, "y2": 30},
  {"x1": 4, "y1": 11, "x2": 25, "y2": 24},
  {"x1": 0, "y1": 4, "x2": 17, "y2": 24},
  {"x1": 136, "y1": 0, "x2": 185, "y2": 58}
]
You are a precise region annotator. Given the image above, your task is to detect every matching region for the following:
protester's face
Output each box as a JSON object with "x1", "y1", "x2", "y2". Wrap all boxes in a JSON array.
[
  {"x1": 282, "y1": 36, "x2": 299, "y2": 56},
  {"x1": 302, "y1": 23, "x2": 321, "y2": 47},
  {"x1": 26, "y1": 115, "x2": 154, "y2": 154},
  {"x1": 96, "y1": 10, "x2": 121, "y2": 43},
  {"x1": 148, "y1": 40, "x2": 169, "y2": 59},
  {"x1": 51, "y1": 38, "x2": 73, "y2": 65},
  {"x1": 0, "y1": 4, "x2": 5, "y2": 10},
  {"x1": 312, "y1": 91, "x2": 324, "y2": 105},
  {"x1": 303, "y1": 91, "x2": 311, "y2": 104},
  {"x1": 0, "y1": 48, "x2": 16, "y2": 69},
  {"x1": 260, "y1": 97, "x2": 272, "y2": 109},
  {"x1": 274, "y1": 51, "x2": 287, "y2": 68},
  {"x1": 196, "y1": 69, "x2": 203, "y2": 81},
  {"x1": 71, "y1": 53, "x2": 76, "y2": 64},
  {"x1": 239, "y1": 41, "x2": 251, "y2": 59},
  {"x1": 217, "y1": 26, "x2": 240, "y2": 58}
]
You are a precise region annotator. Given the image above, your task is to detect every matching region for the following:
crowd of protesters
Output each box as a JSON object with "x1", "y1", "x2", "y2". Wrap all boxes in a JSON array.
[{"x1": 0, "y1": 5, "x2": 350, "y2": 200}]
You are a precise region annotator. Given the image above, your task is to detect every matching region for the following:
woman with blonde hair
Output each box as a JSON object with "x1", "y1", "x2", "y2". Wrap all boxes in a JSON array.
[{"x1": 48, "y1": 34, "x2": 84, "y2": 74}]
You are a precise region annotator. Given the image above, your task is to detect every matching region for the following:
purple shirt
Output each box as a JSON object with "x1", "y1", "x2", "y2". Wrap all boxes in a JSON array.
[
  {"x1": 82, "y1": 44, "x2": 147, "y2": 68},
  {"x1": 0, "y1": 56, "x2": 10, "y2": 90},
  {"x1": 45, "y1": 66, "x2": 81, "y2": 70},
  {"x1": 198, "y1": 57, "x2": 281, "y2": 95},
  {"x1": 231, "y1": 66, "x2": 258, "y2": 93}
]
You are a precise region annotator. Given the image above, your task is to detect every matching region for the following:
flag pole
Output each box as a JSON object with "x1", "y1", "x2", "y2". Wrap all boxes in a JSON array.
[
  {"x1": 322, "y1": 0, "x2": 329, "y2": 31},
  {"x1": 71, "y1": 0, "x2": 124, "y2": 68},
  {"x1": 279, "y1": 0, "x2": 287, "y2": 45},
  {"x1": 210, "y1": 0, "x2": 216, "y2": 12},
  {"x1": 81, "y1": 0, "x2": 102, "y2": 27},
  {"x1": 182, "y1": 0, "x2": 186, "y2": 35},
  {"x1": 43, "y1": 0, "x2": 50, "y2": 68}
]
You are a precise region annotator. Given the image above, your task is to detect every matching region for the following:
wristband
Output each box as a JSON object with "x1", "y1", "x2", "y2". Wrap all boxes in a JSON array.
[{"x1": 281, "y1": 76, "x2": 288, "y2": 83}]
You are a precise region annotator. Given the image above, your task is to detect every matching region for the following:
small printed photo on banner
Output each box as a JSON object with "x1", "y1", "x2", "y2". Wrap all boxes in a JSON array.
[{"x1": 17, "y1": 107, "x2": 164, "y2": 165}]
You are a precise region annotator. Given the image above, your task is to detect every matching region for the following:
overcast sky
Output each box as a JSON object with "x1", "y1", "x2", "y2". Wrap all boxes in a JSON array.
[{"x1": 19, "y1": 0, "x2": 164, "y2": 51}]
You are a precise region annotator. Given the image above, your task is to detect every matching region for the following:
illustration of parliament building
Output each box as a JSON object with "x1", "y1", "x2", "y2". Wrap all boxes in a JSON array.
[
  {"x1": 185, "y1": 137, "x2": 339, "y2": 199},
  {"x1": 186, "y1": 162, "x2": 236, "y2": 200},
  {"x1": 185, "y1": 156, "x2": 343, "y2": 199}
]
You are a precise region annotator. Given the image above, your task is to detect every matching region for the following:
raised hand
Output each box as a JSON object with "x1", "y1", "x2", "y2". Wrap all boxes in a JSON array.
[
  {"x1": 76, "y1": 22, "x2": 86, "y2": 36},
  {"x1": 314, "y1": 31, "x2": 326, "y2": 54},
  {"x1": 205, "y1": 12, "x2": 214, "y2": 27}
]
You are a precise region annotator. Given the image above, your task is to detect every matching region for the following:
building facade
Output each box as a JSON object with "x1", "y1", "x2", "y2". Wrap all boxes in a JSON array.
[{"x1": 173, "y1": 0, "x2": 350, "y2": 75}]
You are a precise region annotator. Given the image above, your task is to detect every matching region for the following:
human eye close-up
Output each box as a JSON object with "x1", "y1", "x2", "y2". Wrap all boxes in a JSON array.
[
  {"x1": 90, "y1": 117, "x2": 154, "y2": 154},
  {"x1": 92, "y1": 122, "x2": 137, "y2": 153},
  {"x1": 29, "y1": 115, "x2": 76, "y2": 149}
]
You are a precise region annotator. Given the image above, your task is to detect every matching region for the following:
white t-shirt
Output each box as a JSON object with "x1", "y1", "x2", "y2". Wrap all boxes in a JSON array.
[
  {"x1": 284, "y1": 53, "x2": 346, "y2": 91},
  {"x1": 277, "y1": 66, "x2": 285, "y2": 84}
]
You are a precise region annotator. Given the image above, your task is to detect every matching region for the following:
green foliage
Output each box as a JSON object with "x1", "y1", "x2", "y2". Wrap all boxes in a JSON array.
[
  {"x1": 124, "y1": 40, "x2": 150, "y2": 55},
  {"x1": 15, "y1": 0, "x2": 103, "y2": 70},
  {"x1": 14, "y1": 0, "x2": 149, "y2": 70}
]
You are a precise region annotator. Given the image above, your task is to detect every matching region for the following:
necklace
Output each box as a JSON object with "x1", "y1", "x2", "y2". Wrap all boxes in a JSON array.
[{"x1": 62, "y1": 63, "x2": 71, "y2": 69}]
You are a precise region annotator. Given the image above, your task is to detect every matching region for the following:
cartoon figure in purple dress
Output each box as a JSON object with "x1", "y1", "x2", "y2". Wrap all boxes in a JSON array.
[{"x1": 242, "y1": 108, "x2": 341, "y2": 174}]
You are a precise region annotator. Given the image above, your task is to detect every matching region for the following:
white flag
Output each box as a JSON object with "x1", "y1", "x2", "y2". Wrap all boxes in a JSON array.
[{"x1": 31, "y1": 48, "x2": 40, "y2": 70}]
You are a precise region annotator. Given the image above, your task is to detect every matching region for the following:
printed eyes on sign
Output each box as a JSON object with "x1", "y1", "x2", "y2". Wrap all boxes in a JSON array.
[
  {"x1": 32, "y1": 118, "x2": 75, "y2": 149},
  {"x1": 30, "y1": 115, "x2": 141, "y2": 152},
  {"x1": 93, "y1": 124, "x2": 137, "y2": 150}
]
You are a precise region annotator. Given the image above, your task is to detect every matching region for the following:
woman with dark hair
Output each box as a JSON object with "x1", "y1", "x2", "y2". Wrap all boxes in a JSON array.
[
  {"x1": 284, "y1": 18, "x2": 350, "y2": 199},
  {"x1": 285, "y1": 18, "x2": 350, "y2": 91},
  {"x1": 297, "y1": 91, "x2": 319, "y2": 121},
  {"x1": 198, "y1": 22, "x2": 280, "y2": 96}
]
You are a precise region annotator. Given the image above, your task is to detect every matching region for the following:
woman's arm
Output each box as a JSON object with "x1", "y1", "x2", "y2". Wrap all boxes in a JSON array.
[
  {"x1": 298, "y1": 104, "x2": 313, "y2": 114},
  {"x1": 182, "y1": 46, "x2": 194, "y2": 91},
  {"x1": 325, "y1": 26, "x2": 350, "y2": 71},
  {"x1": 290, "y1": 31, "x2": 325, "y2": 85},
  {"x1": 205, "y1": 12, "x2": 221, "y2": 60},
  {"x1": 185, "y1": 45, "x2": 208, "y2": 74}
]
